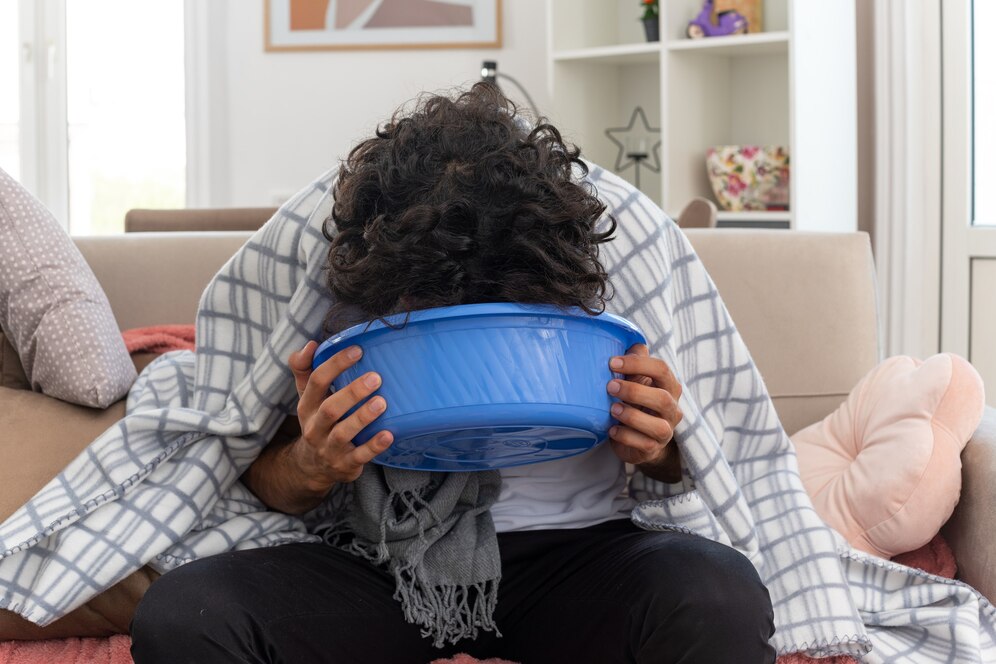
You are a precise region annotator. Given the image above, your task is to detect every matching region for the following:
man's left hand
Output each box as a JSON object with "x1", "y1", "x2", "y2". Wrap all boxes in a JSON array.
[{"x1": 606, "y1": 344, "x2": 684, "y2": 483}]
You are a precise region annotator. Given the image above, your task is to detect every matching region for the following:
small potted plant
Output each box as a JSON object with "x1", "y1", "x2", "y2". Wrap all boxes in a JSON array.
[{"x1": 641, "y1": 0, "x2": 659, "y2": 42}]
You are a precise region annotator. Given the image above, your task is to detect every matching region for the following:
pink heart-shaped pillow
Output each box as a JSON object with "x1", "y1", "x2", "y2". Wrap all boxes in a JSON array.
[{"x1": 791, "y1": 353, "x2": 985, "y2": 558}]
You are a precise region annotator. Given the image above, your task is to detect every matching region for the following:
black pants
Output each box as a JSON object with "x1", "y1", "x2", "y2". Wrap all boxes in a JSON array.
[{"x1": 130, "y1": 519, "x2": 775, "y2": 664}]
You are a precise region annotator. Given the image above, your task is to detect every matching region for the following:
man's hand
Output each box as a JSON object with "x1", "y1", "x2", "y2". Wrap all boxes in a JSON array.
[
  {"x1": 241, "y1": 341, "x2": 394, "y2": 515},
  {"x1": 606, "y1": 343, "x2": 684, "y2": 483},
  {"x1": 288, "y1": 341, "x2": 394, "y2": 491}
]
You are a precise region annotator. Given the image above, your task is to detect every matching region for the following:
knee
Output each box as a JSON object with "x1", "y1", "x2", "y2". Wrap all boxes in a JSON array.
[
  {"x1": 130, "y1": 555, "x2": 254, "y2": 655},
  {"x1": 686, "y1": 539, "x2": 772, "y2": 622},
  {"x1": 641, "y1": 535, "x2": 774, "y2": 636},
  {"x1": 630, "y1": 535, "x2": 776, "y2": 663}
]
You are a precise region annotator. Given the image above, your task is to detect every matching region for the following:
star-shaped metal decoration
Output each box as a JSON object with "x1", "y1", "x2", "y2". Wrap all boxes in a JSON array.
[{"x1": 604, "y1": 106, "x2": 662, "y2": 175}]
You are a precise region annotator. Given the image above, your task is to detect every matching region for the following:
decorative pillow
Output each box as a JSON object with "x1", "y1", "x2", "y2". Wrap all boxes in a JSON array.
[
  {"x1": 0, "y1": 168, "x2": 135, "y2": 407},
  {"x1": 791, "y1": 354, "x2": 985, "y2": 559}
]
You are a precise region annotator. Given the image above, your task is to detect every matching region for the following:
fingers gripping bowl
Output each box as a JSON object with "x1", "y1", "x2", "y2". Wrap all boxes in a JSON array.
[{"x1": 313, "y1": 303, "x2": 647, "y2": 471}]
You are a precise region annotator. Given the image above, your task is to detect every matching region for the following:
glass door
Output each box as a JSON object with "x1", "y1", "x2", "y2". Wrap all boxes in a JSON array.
[{"x1": 941, "y1": 0, "x2": 996, "y2": 406}]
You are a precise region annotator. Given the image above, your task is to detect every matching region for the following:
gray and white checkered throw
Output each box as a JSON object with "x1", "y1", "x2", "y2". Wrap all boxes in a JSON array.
[{"x1": 0, "y1": 165, "x2": 993, "y2": 661}]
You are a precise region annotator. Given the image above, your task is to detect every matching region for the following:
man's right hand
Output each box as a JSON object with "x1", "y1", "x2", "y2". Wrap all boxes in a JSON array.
[
  {"x1": 287, "y1": 341, "x2": 394, "y2": 491},
  {"x1": 240, "y1": 341, "x2": 394, "y2": 515}
]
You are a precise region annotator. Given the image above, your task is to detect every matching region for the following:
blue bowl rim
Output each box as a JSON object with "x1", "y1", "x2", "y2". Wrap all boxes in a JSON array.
[{"x1": 314, "y1": 303, "x2": 647, "y2": 368}]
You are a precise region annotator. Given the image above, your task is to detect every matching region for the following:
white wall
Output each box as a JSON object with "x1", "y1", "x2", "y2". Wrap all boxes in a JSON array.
[{"x1": 201, "y1": 1, "x2": 550, "y2": 207}]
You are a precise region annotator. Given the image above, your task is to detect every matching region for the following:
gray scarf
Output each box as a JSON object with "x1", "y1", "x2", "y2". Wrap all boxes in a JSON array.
[{"x1": 313, "y1": 466, "x2": 503, "y2": 647}]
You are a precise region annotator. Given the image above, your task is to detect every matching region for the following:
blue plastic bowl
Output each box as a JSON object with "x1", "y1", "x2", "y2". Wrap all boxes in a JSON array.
[{"x1": 312, "y1": 303, "x2": 646, "y2": 472}]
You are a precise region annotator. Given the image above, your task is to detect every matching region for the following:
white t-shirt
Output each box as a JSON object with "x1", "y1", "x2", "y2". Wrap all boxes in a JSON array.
[{"x1": 491, "y1": 441, "x2": 636, "y2": 533}]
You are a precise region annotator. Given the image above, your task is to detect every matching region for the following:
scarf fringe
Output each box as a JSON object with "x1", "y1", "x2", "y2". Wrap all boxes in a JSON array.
[
  {"x1": 308, "y1": 482, "x2": 354, "y2": 548},
  {"x1": 392, "y1": 565, "x2": 502, "y2": 649},
  {"x1": 314, "y1": 479, "x2": 503, "y2": 649}
]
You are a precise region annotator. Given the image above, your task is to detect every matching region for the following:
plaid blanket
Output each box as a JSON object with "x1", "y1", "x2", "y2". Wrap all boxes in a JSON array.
[{"x1": 1, "y1": 165, "x2": 994, "y2": 661}]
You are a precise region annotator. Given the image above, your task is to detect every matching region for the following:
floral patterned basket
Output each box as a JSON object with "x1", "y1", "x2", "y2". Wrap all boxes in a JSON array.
[{"x1": 705, "y1": 145, "x2": 790, "y2": 211}]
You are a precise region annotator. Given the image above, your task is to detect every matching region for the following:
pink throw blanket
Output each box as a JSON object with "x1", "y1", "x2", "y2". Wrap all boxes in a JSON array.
[
  {"x1": 0, "y1": 635, "x2": 132, "y2": 664},
  {"x1": 120, "y1": 324, "x2": 195, "y2": 355}
]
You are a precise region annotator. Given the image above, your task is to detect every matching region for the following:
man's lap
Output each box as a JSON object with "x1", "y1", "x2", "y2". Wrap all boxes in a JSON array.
[{"x1": 131, "y1": 519, "x2": 773, "y2": 664}]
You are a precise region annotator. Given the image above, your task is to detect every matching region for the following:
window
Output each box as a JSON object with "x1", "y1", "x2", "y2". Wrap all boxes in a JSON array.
[
  {"x1": 65, "y1": 0, "x2": 186, "y2": 234},
  {"x1": 0, "y1": 1, "x2": 19, "y2": 180},
  {"x1": 6, "y1": 0, "x2": 186, "y2": 234},
  {"x1": 974, "y1": 0, "x2": 995, "y2": 225}
]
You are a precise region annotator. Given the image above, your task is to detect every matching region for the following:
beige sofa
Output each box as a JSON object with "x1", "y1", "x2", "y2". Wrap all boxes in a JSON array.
[{"x1": 60, "y1": 228, "x2": 994, "y2": 608}]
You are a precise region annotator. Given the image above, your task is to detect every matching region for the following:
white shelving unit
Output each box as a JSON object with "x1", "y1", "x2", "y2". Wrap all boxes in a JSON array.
[
  {"x1": 717, "y1": 210, "x2": 791, "y2": 222},
  {"x1": 544, "y1": 0, "x2": 856, "y2": 231},
  {"x1": 666, "y1": 30, "x2": 788, "y2": 55}
]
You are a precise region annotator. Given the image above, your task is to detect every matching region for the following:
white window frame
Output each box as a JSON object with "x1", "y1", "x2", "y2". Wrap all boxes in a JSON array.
[
  {"x1": 183, "y1": 0, "x2": 216, "y2": 209},
  {"x1": 18, "y1": 0, "x2": 68, "y2": 226},
  {"x1": 16, "y1": 0, "x2": 202, "y2": 229},
  {"x1": 940, "y1": 0, "x2": 996, "y2": 357}
]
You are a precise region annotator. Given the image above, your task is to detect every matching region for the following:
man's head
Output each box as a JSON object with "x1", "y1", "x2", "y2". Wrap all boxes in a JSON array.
[{"x1": 323, "y1": 82, "x2": 615, "y2": 332}]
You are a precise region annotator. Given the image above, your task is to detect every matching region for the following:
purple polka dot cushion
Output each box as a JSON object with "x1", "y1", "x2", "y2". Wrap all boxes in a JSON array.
[{"x1": 0, "y1": 168, "x2": 135, "y2": 407}]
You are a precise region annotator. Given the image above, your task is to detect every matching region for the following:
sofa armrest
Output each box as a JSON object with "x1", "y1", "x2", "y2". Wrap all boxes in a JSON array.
[{"x1": 941, "y1": 406, "x2": 996, "y2": 603}]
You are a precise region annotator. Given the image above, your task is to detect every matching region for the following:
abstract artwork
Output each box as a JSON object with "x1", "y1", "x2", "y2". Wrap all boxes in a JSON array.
[{"x1": 266, "y1": 0, "x2": 502, "y2": 51}]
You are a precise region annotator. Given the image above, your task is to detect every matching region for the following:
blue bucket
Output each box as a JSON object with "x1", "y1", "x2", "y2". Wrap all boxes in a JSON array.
[{"x1": 312, "y1": 303, "x2": 646, "y2": 471}]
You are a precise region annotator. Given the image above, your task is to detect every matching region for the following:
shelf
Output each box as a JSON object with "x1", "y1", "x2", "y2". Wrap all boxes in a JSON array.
[
  {"x1": 552, "y1": 42, "x2": 660, "y2": 66},
  {"x1": 667, "y1": 31, "x2": 789, "y2": 57},
  {"x1": 548, "y1": 0, "x2": 857, "y2": 232},
  {"x1": 716, "y1": 210, "x2": 791, "y2": 222}
]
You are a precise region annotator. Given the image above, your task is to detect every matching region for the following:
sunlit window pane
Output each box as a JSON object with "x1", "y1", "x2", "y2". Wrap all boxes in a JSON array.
[
  {"x1": 975, "y1": 0, "x2": 995, "y2": 225},
  {"x1": 66, "y1": 0, "x2": 185, "y2": 234},
  {"x1": 0, "y1": 0, "x2": 19, "y2": 180}
]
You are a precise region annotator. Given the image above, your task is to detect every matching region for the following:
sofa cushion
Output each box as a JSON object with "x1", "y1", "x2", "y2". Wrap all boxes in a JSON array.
[
  {"x1": 0, "y1": 566, "x2": 159, "y2": 639},
  {"x1": 74, "y1": 233, "x2": 252, "y2": 332},
  {"x1": 0, "y1": 168, "x2": 135, "y2": 407},
  {"x1": 0, "y1": 386, "x2": 126, "y2": 522},
  {"x1": 941, "y1": 407, "x2": 996, "y2": 603},
  {"x1": 0, "y1": 332, "x2": 28, "y2": 390},
  {"x1": 0, "y1": 386, "x2": 162, "y2": 640},
  {"x1": 685, "y1": 230, "x2": 878, "y2": 436},
  {"x1": 0, "y1": 382, "x2": 306, "y2": 641},
  {"x1": 791, "y1": 354, "x2": 985, "y2": 558}
]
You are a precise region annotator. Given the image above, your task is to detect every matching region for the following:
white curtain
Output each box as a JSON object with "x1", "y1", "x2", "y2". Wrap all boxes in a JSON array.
[{"x1": 872, "y1": 0, "x2": 942, "y2": 359}]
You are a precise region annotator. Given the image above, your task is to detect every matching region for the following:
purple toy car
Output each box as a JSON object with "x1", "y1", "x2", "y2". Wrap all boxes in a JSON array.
[{"x1": 686, "y1": 0, "x2": 748, "y2": 38}]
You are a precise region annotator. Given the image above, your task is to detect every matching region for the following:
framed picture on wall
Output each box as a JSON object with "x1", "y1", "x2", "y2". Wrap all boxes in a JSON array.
[{"x1": 265, "y1": 0, "x2": 502, "y2": 51}]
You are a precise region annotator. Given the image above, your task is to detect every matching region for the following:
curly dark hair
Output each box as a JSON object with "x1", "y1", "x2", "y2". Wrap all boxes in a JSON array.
[{"x1": 322, "y1": 82, "x2": 615, "y2": 333}]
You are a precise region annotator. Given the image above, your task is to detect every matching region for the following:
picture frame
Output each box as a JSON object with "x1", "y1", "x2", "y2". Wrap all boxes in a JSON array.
[{"x1": 265, "y1": 0, "x2": 503, "y2": 52}]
